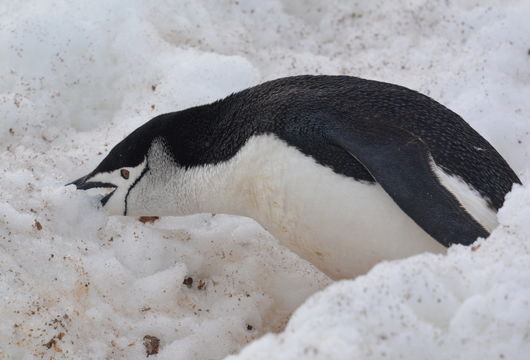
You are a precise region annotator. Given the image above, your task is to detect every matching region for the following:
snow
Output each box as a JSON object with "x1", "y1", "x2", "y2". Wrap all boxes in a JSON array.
[
  {"x1": 228, "y1": 183, "x2": 530, "y2": 360},
  {"x1": 1, "y1": 0, "x2": 529, "y2": 359}
]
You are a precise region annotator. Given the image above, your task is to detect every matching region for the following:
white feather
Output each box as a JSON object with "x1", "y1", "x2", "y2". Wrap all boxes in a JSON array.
[
  {"x1": 127, "y1": 135, "x2": 450, "y2": 279},
  {"x1": 429, "y1": 159, "x2": 497, "y2": 232}
]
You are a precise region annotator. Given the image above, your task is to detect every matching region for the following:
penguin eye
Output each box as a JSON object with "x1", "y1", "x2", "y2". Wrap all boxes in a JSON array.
[{"x1": 120, "y1": 169, "x2": 130, "y2": 179}]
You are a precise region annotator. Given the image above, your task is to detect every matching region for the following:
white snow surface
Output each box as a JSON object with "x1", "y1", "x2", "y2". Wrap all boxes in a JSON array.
[{"x1": 1, "y1": 0, "x2": 529, "y2": 359}]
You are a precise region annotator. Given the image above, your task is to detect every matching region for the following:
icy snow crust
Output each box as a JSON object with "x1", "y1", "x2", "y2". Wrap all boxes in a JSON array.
[{"x1": 1, "y1": 0, "x2": 529, "y2": 359}]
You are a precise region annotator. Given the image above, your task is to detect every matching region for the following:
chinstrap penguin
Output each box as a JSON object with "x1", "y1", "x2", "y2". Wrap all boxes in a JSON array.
[{"x1": 69, "y1": 75, "x2": 521, "y2": 279}]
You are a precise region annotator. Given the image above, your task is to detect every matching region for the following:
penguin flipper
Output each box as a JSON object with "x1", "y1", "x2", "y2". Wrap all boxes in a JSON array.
[{"x1": 326, "y1": 123, "x2": 489, "y2": 247}]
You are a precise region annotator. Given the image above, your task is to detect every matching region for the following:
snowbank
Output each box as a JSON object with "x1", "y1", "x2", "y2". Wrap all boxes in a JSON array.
[
  {"x1": 1, "y1": 0, "x2": 529, "y2": 359},
  {"x1": 228, "y1": 182, "x2": 530, "y2": 360}
]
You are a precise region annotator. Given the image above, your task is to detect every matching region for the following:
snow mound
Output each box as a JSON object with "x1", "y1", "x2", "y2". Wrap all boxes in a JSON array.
[
  {"x1": 0, "y1": 183, "x2": 329, "y2": 359},
  {"x1": 228, "y1": 180, "x2": 530, "y2": 360}
]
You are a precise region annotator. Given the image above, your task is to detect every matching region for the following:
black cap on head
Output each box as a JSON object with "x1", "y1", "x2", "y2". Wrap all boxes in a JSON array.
[{"x1": 93, "y1": 124, "x2": 156, "y2": 174}]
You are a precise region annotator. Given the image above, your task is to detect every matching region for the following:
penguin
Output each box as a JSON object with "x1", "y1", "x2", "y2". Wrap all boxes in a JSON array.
[{"x1": 69, "y1": 75, "x2": 521, "y2": 279}]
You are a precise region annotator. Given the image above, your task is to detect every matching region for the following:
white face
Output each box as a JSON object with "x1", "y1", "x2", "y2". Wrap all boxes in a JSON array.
[
  {"x1": 74, "y1": 139, "x2": 205, "y2": 217},
  {"x1": 122, "y1": 141, "x2": 205, "y2": 216},
  {"x1": 85, "y1": 159, "x2": 149, "y2": 215}
]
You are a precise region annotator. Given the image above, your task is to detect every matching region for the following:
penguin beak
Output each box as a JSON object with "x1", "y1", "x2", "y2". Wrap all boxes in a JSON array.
[
  {"x1": 67, "y1": 174, "x2": 90, "y2": 189},
  {"x1": 67, "y1": 174, "x2": 116, "y2": 191},
  {"x1": 67, "y1": 174, "x2": 117, "y2": 206}
]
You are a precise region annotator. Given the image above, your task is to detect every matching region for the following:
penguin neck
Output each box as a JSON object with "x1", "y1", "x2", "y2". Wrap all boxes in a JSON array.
[
  {"x1": 158, "y1": 102, "x2": 224, "y2": 167},
  {"x1": 160, "y1": 99, "x2": 268, "y2": 169},
  {"x1": 194, "y1": 134, "x2": 305, "y2": 244}
]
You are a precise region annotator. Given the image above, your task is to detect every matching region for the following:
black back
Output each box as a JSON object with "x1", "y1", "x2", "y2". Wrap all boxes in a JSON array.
[{"x1": 102, "y1": 75, "x2": 520, "y2": 211}]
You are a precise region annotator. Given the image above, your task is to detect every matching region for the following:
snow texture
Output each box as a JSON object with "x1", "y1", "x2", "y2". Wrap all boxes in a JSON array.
[{"x1": 1, "y1": 0, "x2": 529, "y2": 359}]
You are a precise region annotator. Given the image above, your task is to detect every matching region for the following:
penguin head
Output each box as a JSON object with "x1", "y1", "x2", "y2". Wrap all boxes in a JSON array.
[
  {"x1": 69, "y1": 106, "x2": 225, "y2": 216},
  {"x1": 69, "y1": 136, "x2": 146, "y2": 215},
  {"x1": 69, "y1": 114, "x2": 192, "y2": 216}
]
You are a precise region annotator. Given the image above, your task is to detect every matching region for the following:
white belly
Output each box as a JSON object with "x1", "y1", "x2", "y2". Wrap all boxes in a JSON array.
[
  {"x1": 206, "y1": 135, "x2": 446, "y2": 279},
  {"x1": 257, "y1": 178, "x2": 445, "y2": 279}
]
